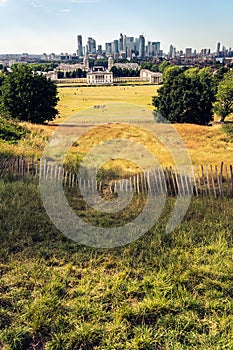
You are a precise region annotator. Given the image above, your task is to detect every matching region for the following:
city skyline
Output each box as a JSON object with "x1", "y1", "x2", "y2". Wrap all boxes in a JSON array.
[{"x1": 0, "y1": 0, "x2": 233, "y2": 54}]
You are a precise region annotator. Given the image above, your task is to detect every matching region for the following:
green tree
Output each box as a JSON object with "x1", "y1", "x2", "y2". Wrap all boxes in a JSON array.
[
  {"x1": 141, "y1": 62, "x2": 152, "y2": 70},
  {"x1": 163, "y1": 65, "x2": 184, "y2": 82},
  {"x1": 158, "y1": 61, "x2": 170, "y2": 73},
  {"x1": 1, "y1": 64, "x2": 59, "y2": 124},
  {"x1": 153, "y1": 68, "x2": 216, "y2": 125},
  {"x1": 151, "y1": 64, "x2": 159, "y2": 72},
  {"x1": 213, "y1": 66, "x2": 228, "y2": 84},
  {"x1": 0, "y1": 72, "x2": 5, "y2": 97},
  {"x1": 57, "y1": 70, "x2": 64, "y2": 79},
  {"x1": 215, "y1": 70, "x2": 233, "y2": 123}
]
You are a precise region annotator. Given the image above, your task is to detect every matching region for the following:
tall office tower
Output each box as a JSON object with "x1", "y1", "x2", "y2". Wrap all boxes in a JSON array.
[
  {"x1": 169, "y1": 44, "x2": 174, "y2": 58},
  {"x1": 147, "y1": 41, "x2": 152, "y2": 57},
  {"x1": 87, "y1": 37, "x2": 96, "y2": 54},
  {"x1": 139, "y1": 35, "x2": 145, "y2": 59},
  {"x1": 119, "y1": 33, "x2": 124, "y2": 51},
  {"x1": 123, "y1": 35, "x2": 127, "y2": 52},
  {"x1": 203, "y1": 48, "x2": 207, "y2": 56},
  {"x1": 50, "y1": 53, "x2": 56, "y2": 60},
  {"x1": 105, "y1": 43, "x2": 112, "y2": 55},
  {"x1": 135, "y1": 38, "x2": 139, "y2": 51},
  {"x1": 217, "y1": 42, "x2": 221, "y2": 54},
  {"x1": 153, "y1": 42, "x2": 161, "y2": 55},
  {"x1": 125, "y1": 37, "x2": 135, "y2": 52},
  {"x1": 112, "y1": 40, "x2": 119, "y2": 53},
  {"x1": 185, "y1": 48, "x2": 192, "y2": 57},
  {"x1": 77, "y1": 35, "x2": 83, "y2": 56},
  {"x1": 97, "y1": 45, "x2": 102, "y2": 55}
]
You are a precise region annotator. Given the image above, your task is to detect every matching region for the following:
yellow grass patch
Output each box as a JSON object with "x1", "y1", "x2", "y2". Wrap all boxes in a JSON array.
[{"x1": 1, "y1": 85, "x2": 232, "y2": 169}]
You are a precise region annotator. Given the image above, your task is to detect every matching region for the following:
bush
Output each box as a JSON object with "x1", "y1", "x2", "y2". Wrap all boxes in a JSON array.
[{"x1": 0, "y1": 117, "x2": 29, "y2": 143}]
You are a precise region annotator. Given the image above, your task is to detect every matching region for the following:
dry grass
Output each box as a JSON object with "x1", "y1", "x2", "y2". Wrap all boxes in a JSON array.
[
  {"x1": 0, "y1": 85, "x2": 232, "y2": 168},
  {"x1": 57, "y1": 85, "x2": 158, "y2": 121}
]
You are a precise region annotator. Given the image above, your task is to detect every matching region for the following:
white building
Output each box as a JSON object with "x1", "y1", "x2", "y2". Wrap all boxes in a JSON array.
[
  {"x1": 87, "y1": 66, "x2": 113, "y2": 85},
  {"x1": 114, "y1": 62, "x2": 139, "y2": 70},
  {"x1": 56, "y1": 63, "x2": 84, "y2": 73},
  {"x1": 140, "y1": 69, "x2": 163, "y2": 84}
]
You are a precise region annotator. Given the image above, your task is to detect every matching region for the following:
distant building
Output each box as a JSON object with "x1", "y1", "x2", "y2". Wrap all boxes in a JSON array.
[
  {"x1": 87, "y1": 66, "x2": 113, "y2": 85},
  {"x1": 152, "y1": 42, "x2": 161, "y2": 56},
  {"x1": 119, "y1": 33, "x2": 124, "y2": 52},
  {"x1": 169, "y1": 44, "x2": 176, "y2": 58},
  {"x1": 139, "y1": 35, "x2": 145, "y2": 59},
  {"x1": 87, "y1": 37, "x2": 96, "y2": 54},
  {"x1": 77, "y1": 35, "x2": 83, "y2": 56},
  {"x1": 185, "y1": 48, "x2": 192, "y2": 57},
  {"x1": 108, "y1": 56, "x2": 114, "y2": 71},
  {"x1": 83, "y1": 56, "x2": 90, "y2": 71},
  {"x1": 50, "y1": 53, "x2": 56, "y2": 60},
  {"x1": 224, "y1": 57, "x2": 233, "y2": 66},
  {"x1": 97, "y1": 45, "x2": 102, "y2": 55},
  {"x1": 45, "y1": 71, "x2": 57, "y2": 80},
  {"x1": 140, "y1": 70, "x2": 163, "y2": 84},
  {"x1": 56, "y1": 63, "x2": 84, "y2": 72},
  {"x1": 114, "y1": 62, "x2": 139, "y2": 70},
  {"x1": 112, "y1": 40, "x2": 119, "y2": 54},
  {"x1": 105, "y1": 43, "x2": 112, "y2": 55}
]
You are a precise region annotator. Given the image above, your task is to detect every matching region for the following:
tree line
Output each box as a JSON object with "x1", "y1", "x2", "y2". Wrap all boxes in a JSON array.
[
  {"x1": 153, "y1": 66, "x2": 233, "y2": 124},
  {"x1": 110, "y1": 66, "x2": 140, "y2": 78},
  {"x1": 0, "y1": 63, "x2": 232, "y2": 125},
  {"x1": 57, "y1": 69, "x2": 87, "y2": 79}
]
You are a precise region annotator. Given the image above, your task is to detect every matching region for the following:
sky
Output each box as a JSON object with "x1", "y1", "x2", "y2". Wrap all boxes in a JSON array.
[{"x1": 0, "y1": 0, "x2": 233, "y2": 54}]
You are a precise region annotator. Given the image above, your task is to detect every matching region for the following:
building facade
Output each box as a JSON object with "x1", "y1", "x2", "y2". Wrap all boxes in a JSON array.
[
  {"x1": 77, "y1": 35, "x2": 83, "y2": 57},
  {"x1": 139, "y1": 35, "x2": 145, "y2": 58},
  {"x1": 140, "y1": 70, "x2": 163, "y2": 84},
  {"x1": 87, "y1": 66, "x2": 113, "y2": 85}
]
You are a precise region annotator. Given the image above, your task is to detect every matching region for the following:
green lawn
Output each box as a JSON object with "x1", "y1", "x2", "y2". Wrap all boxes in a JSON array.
[
  {"x1": 0, "y1": 179, "x2": 233, "y2": 350},
  {"x1": 0, "y1": 84, "x2": 233, "y2": 350}
]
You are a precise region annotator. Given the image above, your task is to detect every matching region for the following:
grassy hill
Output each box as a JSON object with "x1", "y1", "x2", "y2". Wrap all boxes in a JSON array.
[
  {"x1": 0, "y1": 180, "x2": 233, "y2": 350},
  {"x1": 0, "y1": 84, "x2": 233, "y2": 350},
  {"x1": 0, "y1": 85, "x2": 232, "y2": 167}
]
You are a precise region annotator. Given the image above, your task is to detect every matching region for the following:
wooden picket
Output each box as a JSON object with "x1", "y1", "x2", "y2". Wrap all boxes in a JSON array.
[{"x1": 0, "y1": 156, "x2": 233, "y2": 198}]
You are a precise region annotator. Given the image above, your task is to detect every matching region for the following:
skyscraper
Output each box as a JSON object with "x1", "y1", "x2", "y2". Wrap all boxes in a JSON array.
[
  {"x1": 87, "y1": 37, "x2": 96, "y2": 54},
  {"x1": 139, "y1": 35, "x2": 145, "y2": 59},
  {"x1": 97, "y1": 45, "x2": 102, "y2": 55},
  {"x1": 77, "y1": 35, "x2": 83, "y2": 57},
  {"x1": 135, "y1": 38, "x2": 139, "y2": 51},
  {"x1": 169, "y1": 45, "x2": 174, "y2": 58},
  {"x1": 185, "y1": 48, "x2": 192, "y2": 57},
  {"x1": 119, "y1": 33, "x2": 124, "y2": 52},
  {"x1": 217, "y1": 42, "x2": 221, "y2": 54},
  {"x1": 112, "y1": 40, "x2": 119, "y2": 54},
  {"x1": 153, "y1": 42, "x2": 161, "y2": 56},
  {"x1": 123, "y1": 35, "x2": 127, "y2": 52},
  {"x1": 147, "y1": 41, "x2": 152, "y2": 57},
  {"x1": 105, "y1": 43, "x2": 112, "y2": 55},
  {"x1": 126, "y1": 37, "x2": 135, "y2": 52}
]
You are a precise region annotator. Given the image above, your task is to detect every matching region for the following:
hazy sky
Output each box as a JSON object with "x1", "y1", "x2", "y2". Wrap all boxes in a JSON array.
[{"x1": 0, "y1": 0, "x2": 232, "y2": 54}]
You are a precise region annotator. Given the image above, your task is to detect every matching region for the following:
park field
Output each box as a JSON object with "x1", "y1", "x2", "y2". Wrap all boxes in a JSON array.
[
  {"x1": 57, "y1": 84, "x2": 157, "y2": 119},
  {"x1": 0, "y1": 85, "x2": 233, "y2": 350},
  {"x1": 1, "y1": 84, "x2": 232, "y2": 168}
]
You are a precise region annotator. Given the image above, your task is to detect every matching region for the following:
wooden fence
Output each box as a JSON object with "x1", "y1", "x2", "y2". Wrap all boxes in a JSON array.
[{"x1": 0, "y1": 156, "x2": 233, "y2": 198}]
